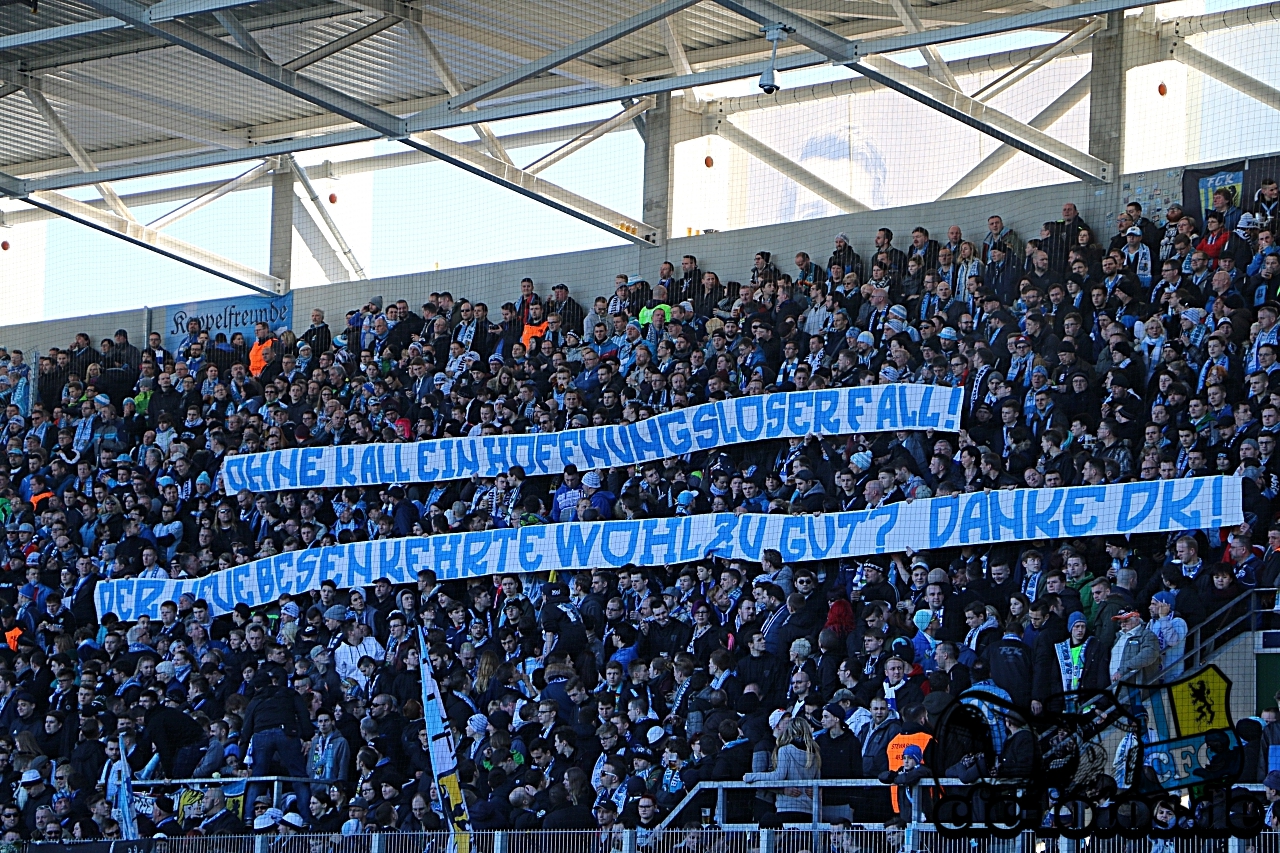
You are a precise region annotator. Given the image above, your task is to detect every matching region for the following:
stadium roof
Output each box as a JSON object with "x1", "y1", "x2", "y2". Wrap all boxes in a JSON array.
[{"x1": 0, "y1": 0, "x2": 1273, "y2": 288}]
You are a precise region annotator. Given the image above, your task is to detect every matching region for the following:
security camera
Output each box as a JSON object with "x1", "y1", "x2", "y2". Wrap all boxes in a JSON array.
[
  {"x1": 759, "y1": 67, "x2": 779, "y2": 94},
  {"x1": 758, "y1": 24, "x2": 792, "y2": 95}
]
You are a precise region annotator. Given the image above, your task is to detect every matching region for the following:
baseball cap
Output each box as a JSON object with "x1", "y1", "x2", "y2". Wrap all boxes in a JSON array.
[
  {"x1": 1112, "y1": 610, "x2": 1142, "y2": 621},
  {"x1": 1125, "y1": 226, "x2": 1143, "y2": 236}
]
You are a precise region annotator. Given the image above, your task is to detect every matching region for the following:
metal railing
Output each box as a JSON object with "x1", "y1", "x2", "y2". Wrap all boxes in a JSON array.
[
  {"x1": 656, "y1": 777, "x2": 960, "y2": 831},
  {"x1": 28, "y1": 790, "x2": 1280, "y2": 851},
  {"x1": 131, "y1": 776, "x2": 336, "y2": 811},
  {"x1": 1152, "y1": 585, "x2": 1272, "y2": 683}
]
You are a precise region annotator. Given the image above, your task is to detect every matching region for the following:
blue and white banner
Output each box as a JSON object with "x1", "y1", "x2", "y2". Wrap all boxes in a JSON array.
[
  {"x1": 163, "y1": 293, "x2": 294, "y2": 355},
  {"x1": 221, "y1": 384, "x2": 965, "y2": 492},
  {"x1": 97, "y1": 476, "x2": 1241, "y2": 621}
]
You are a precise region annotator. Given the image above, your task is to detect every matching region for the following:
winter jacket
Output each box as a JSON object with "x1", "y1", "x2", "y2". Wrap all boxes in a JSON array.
[
  {"x1": 817, "y1": 728, "x2": 862, "y2": 804},
  {"x1": 860, "y1": 715, "x2": 903, "y2": 776},
  {"x1": 744, "y1": 743, "x2": 820, "y2": 814}
]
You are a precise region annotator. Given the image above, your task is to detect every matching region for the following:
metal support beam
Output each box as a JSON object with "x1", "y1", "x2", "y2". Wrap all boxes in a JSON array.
[
  {"x1": 712, "y1": 116, "x2": 869, "y2": 212},
  {"x1": 1169, "y1": 39, "x2": 1280, "y2": 114},
  {"x1": 661, "y1": 18, "x2": 703, "y2": 112},
  {"x1": 525, "y1": 98, "x2": 654, "y2": 175},
  {"x1": 11, "y1": 33, "x2": 1092, "y2": 192},
  {"x1": 24, "y1": 88, "x2": 137, "y2": 222},
  {"x1": 711, "y1": 0, "x2": 1110, "y2": 182},
  {"x1": 23, "y1": 190, "x2": 280, "y2": 293},
  {"x1": 339, "y1": 0, "x2": 628, "y2": 88},
  {"x1": 268, "y1": 163, "x2": 294, "y2": 290},
  {"x1": 884, "y1": 0, "x2": 961, "y2": 89},
  {"x1": 642, "y1": 92, "x2": 673, "y2": 244},
  {"x1": 81, "y1": 0, "x2": 409, "y2": 139},
  {"x1": 938, "y1": 72, "x2": 1091, "y2": 199},
  {"x1": 837, "y1": 0, "x2": 1199, "y2": 58},
  {"x1": 856, "y1": 54, "x2": 1110, "y2": 181},
  {"x1": 286, "y1": 154, "x2": 367, "y2": 279},
  {"x1": 421, "y1": 0, "x2": 702, "y2": 115},
  {"x1": 1, "y1": 115, "x2": 644, "y2": 226},
  {"x1": 283, "y1": 17, "x2": 399, "y2": 71},
  {"x1": 148, "y1": 160, "x2": 272, "y2": 229},
  {"x1": 971, "y1": 18, "x2": 1102, "y2": 101},
  {"x1": 713, "y1": 39, "x2": 1090, "y2": 111},
  {"x1": 212, "y1": 9, "x2": 273, "y2": 60},
  {"x1": 403, "y1": 131, "x2": 659, "y2": 245},
  {"x1": 147, "y1": 0, "x2": 261, "y2": 21},
  {"x1": 1088, "y1": 11, "x2": 1125, "y2": 173},
  {"x1": 407, "y1": 23, "x2": 511, "y2": 164},
  {"x1": 7, "y1": 70, "x2": 250, "y2": 150}
]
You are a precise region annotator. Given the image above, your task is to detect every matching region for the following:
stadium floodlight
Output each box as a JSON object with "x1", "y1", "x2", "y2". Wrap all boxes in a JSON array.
[{"x1": 758, "y1": 23, "x2": 792, "y2": 94}]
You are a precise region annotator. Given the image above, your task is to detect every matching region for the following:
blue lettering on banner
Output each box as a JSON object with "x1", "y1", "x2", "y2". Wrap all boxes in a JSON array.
[
  {"x1": 737, "y1": 397, "x2": 766, "y2": 442},
  {"x1": 876, "y1": 388, "x2": 899, "y2": 430},
  {"x1": 988, "y1": 490, "x2": 1024, "y2": 542},
  {"x1": 602, "y1": 425, "x2": 633, "y2": 464},
  {"x1": 580, "y1": 429, "x2": 610, "y2": 469},
  {"x1": 335, "y1": 448, "x2": 356, "y2": 486},
  {"x1": 868, "y1": 505, "x2": 900, "y2": 552},
  {"x1": 556, "y1": 524, "x2": 601, "y2": 566},
  {"x1": 958, "y1": 495, "x2": 990, "y2": 544},
  {"x1": 705, "y1": 516, "x2": 737, "y2": 558},
  {"x1": 929, "y1": 498, "x2": 960, "y2": 549},
  {"x1": 640, "y1": 518, "x2": 679, "y2": 565},
  {"x1": 658, "y1": 418, "x2": 693, "y2": 456},
  {"x1": 96, "y1": 478, "x2": 1244, "y2": 620},
  {"x1": 1160, "y1": 478, "x2": 1204, "y2": 530},
  {"x1": 1062, "y1": 486, "x2": 1107, "y2": 536},
  {"x1": 780, "y1": 515, "x2": 808, "y2": 562},
  {"x1": 435, "y1": 536, "x2": 460, "y2": 579},
  {"x1": 691, "y1": 407, "x2": 720, "y2": 448},
  {"x1": 809, "y1": 515, "x2": 837, "y2": 559},
  {"x1": 677, "y1": 519, "x2": 702, "y2": 562},
  {"x1": 600, "y1": 524, "x2": 638, "y2": 565},
  {"x1": 918, "y1": 386, "x2": 940, "y2": 429},
  {"x1": 1025, "y1": 489, "x2": 1064, "y2": 539},
  {"x1": 224, "y1": 387, "x2": 964, "y2": 492},
  {"x1": 1117, "y1": 481, "x2": 1160, "y2": 531},
  {"x1": 848, "y1": 387, "x2": 872, "y2": 430},
  {"x1": 813, "y1": 391, "x2": 840, "y2": 435},
  {"x1": 519, "y1": 527, "x2": 545, "y2": 572}
]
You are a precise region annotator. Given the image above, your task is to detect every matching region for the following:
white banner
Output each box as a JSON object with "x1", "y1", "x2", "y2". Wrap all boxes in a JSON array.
[
  {"x1": 96, "y1": 477, "x2": 1240, "y2": 621},
  {"x1": 220, "y1": 385, "x2": 964, "y2": 492}
]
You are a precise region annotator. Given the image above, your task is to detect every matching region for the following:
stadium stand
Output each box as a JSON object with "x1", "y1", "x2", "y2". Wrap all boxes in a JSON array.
[{"x1": 0, "y1": 171, "x2": 1275, "y2": 842}]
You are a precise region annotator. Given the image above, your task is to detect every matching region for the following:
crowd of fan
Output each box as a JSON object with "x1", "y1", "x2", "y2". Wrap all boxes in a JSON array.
[{"x1": 0, "y1": 182, "x2": 1274, "y2": 840}]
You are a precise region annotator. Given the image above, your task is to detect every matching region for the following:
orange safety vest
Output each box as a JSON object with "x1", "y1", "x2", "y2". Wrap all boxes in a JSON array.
[
  {"x1": 886, "y1": 731, "x2": 934, "y2": 813},
  {"x1": 520, "y1": 321, "x2": 548, "y2": 350},
  {"x1": 249, "y1": 338, "x2": 275, "y2": 377},
  {"x1": 4, "y1": 627, "x2": 22, "y2": 651}
]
